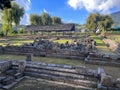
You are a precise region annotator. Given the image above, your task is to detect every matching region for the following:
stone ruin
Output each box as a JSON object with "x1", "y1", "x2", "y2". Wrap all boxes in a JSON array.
[
  {"x1": 0, "y1": 37, "x2": 120, "y2": 67},
  {"x1": 32, "y1": 38, "x2": 87, "y2": 51},
  {"x1": 0, "y1": 58, "x2": 120, "y2": 90},
  {"x1": 0, "y1": 60, "x2": 24, "y2": 89}
]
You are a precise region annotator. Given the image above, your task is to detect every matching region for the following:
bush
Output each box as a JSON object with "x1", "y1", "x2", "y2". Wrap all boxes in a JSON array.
[
  {"x1": 19, "y1": 28, "x2": 24, "y2": 34},
  {"x1": 12, "y1": 30, "x2": 18, "y2": 34},
  {"x1": 0, "y1": 31, "x2": 5, "y2": 37}
]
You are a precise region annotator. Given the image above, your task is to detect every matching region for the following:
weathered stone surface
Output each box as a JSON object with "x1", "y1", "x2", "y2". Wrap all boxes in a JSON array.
[
  {"x1": 26, "y1": 53, "x2": 33, "y2": 61},
  {"x1": 5, "y1": 70, "x2": 16, "y2": 75},
  {"x1": 14, "y1": 73, "x2": 23, "y2": 79},
  {"x1": 2, "y1": 76, "x2": 15, "y2": 85},
  {"x1": 98, "y1": 67, "x2": 105, "y2": 75},
  {"x1": 0, "y1": 61, "x2": 12, "y2": 72},
  {"x1": 18, "y1": 60, "x2": 26, "y2": 73},
  {"x1": 101, "y1": 73, "x2": 114, "y2": 87},
  {"x1": 116, "y1": 78, "x2": 120, "y2": 87}
]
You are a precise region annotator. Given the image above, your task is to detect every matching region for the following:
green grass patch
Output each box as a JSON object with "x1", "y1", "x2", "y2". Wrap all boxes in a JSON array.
[
  {"x1": 90, "y1": 35, "x2": 105, "y2": 46},
  {"x1": 52, "y1": 39, "x2": 72, "y2": 44},
  {"x1": 0, "y1": 38, "x2": 34, "y2": 46}
]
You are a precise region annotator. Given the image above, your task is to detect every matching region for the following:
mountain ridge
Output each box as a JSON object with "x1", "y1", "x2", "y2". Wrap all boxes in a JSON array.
[{"x1": 111, "y1": 11, "x2": 120, "y2": 26}]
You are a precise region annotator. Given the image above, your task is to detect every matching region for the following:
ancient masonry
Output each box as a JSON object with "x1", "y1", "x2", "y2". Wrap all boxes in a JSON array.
[
  {"x1": 0, "y1": 45, "x2": 120, "y2": 67},
  {"x1": 0, "y1": 59, "x2": 120, "y2": 90}
]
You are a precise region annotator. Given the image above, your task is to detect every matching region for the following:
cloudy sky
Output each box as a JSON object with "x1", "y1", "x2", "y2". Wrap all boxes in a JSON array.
[{"x1": 15, "y1": 0, "x2": 120, "y2": 25}]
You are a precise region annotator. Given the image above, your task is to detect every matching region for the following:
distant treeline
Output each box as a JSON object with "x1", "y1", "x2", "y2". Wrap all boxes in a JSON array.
[{"x1": 30, "y1": 12, "x2": 62, "y2": 25}]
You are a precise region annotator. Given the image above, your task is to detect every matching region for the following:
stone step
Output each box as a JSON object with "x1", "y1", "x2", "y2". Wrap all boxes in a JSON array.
[
  {"x1": 12, "y1": 65, "x2": 96, "y2": 77},
  {"x1": 25, "y1": 68, "x2": 97, "y2": 81},
  {"x1": 25, "y1": 72, "x2": 97, "y2": 88}
]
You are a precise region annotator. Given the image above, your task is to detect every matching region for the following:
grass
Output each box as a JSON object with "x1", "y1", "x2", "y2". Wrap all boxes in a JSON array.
[
  {"x1": 0, "y1": 38, "x2": 34, "y2": 46},
  {"x1": 90, "y1": 35, "x2": 105, "y2": 46},
  {"x1": 52, "y1": 39, "x2": 73, "y2": 44},
  {"x1": 0, "y1": 54, "x2": 120, "y2": 79},
  {"x1": 90, "y1": 35, "x2": 116, "y2": 55},
  {"x1": 107, "y1": 34, "x2": 120, "y2": 43}
]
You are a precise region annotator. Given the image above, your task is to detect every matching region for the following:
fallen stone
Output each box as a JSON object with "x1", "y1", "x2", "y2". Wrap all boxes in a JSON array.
[{"x1": 101, "y1": 73, "x2": 114, "y2": 87}]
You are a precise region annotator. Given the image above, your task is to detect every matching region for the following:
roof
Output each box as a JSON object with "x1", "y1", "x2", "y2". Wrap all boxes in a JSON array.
[{"x1": 25, "y1": 24, "x2": 75, "y2": 32}]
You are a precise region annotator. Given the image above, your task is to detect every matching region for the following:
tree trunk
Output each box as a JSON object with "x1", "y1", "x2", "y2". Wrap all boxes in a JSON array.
[{"x1": 5, "y1": 30, "x2": 8, "y2": 39}]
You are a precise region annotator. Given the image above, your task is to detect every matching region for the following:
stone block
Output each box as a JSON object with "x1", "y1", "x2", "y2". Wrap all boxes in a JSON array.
[
  {"x1": 14, "y1": 73, "x2": 23, "y2": 79},
  {"x1": 98, "y1": 67, "x2": 105, "y2": 75},
  {"x1": 26, "y1": 53, "x2": 33, "y2": 61},
  {"x1": 2, "y1": 76, "x2": 15, "y2": 85},
  {"x1": 18, "y1": 60, "x2": 26, "y2": 73},
  {"x1": 101, "y1": 73, "x2": 114, "y2": 87},
  {"x1": 5, "y1": 70, "x2": 17, "y2": 75},
  {"x1": 0, "y1": 61, "x2": 12, "y2": 72},
  {"x1": 0, "y1": 77, "x2": 6, "y2": 83}
]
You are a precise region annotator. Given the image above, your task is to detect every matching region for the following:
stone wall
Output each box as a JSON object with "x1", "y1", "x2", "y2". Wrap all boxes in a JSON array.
[
  {"x1": 0, "y1": 60, "x2": 12, "y2": 72},
  {"x1": 103, "y1": 39, "x2": 120, "y2": 54},
  {"x1": 0, "y1": 60, "x2": 120, "y2": 90}
]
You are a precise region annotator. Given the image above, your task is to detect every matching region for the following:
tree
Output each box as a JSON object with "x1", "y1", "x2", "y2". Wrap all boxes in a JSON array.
[
  {"x1": 86, "y1": 13, "x2": 113, "y2": 33},
  {"x1": 30, "y1": 14, "x2": 42, "y2": 25},
  {"x1": 0, "y1": 0, "x2": 12, "y2": 9},
  {"x1": 11, "y1": 2, "x2": 24, "y2": 26},
  {"x1": 30, "y1": 12, "x2": 62, "y2": 25},
  {"x1": 1, "y1": 2, "x2": 24, "y2": 37},
  {"x1": 52, "y1": 17, "x2": 61, "y2": 25},
  {"x1": 41, "y1": 12, "x2": 52, "y2": 25},
  {"x1": 2, "y1": 8, "x2": 12, "y2": 37}
]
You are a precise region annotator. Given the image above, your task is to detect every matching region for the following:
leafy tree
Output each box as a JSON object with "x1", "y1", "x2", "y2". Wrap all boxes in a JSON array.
[
  {"x1": 41, "y1": 12, "x2": 52, "y2": 25},
  {"x1": 2, "y1": 8, "x2": 12, "y2": 37},
  {"x1": 30, "y1": 14, "x2": 42, "y2": 25},
  {"x1": 0, "y1": 0, "x2": 12, "y2": 9},
  {"x1": 86, "y1": 13, "x2": 113, "y2": 33},
  {"x1": 11, "y1": 2, "x2": 24, "y2": 26},
  {"x1": 1, "y1": 2, "x2": 24, "y2": 37},
  {"x1": 30, "y1": 12, "x2": 62, "y2": 25},
  {"x1": 52, "y1": 17, "x2": 61, "y2": 25}
]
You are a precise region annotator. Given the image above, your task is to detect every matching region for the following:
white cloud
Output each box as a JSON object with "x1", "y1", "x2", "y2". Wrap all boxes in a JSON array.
[
  {"x1": 67, "y1": 0, "x2": 120, "y2": 13},
  {"x1": 15, "y1": 0, "x2": 31, "y2": 11},
  {"x1": 15, "y1": 0, "x2": 31, "y2": 25},
  {"x1": 43, "y1": 9, "x2": 48, "y2": 13},
  {"x1": 20, "y1": 13, "x2": 30, "y2": 25}
]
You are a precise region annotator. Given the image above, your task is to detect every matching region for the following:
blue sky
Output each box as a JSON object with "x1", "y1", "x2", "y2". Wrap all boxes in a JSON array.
[
  {"x1": 29, "y1": 0, "x2": 88, "y2": 24},
  {"x1": 15, "y1": 0, "x2": 120, "y2": 25}
]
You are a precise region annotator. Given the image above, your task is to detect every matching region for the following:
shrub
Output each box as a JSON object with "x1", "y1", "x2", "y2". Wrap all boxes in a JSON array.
[
  {"x1": 0, "y1": 31, "x2": 5, "y2": 37},
  {"x1": 19, "y1": 28, "x2": 24, "y2": 34},
  {"x1": 12, "y1": 30, "x2": 18, "y2": 34}
]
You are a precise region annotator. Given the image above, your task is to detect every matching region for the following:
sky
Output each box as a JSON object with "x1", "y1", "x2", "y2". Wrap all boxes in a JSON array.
[{"x1": 15, "y1": 0, "x2": 120, "y2": 25}]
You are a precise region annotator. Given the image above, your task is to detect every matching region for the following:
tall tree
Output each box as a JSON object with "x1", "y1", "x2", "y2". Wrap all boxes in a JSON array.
[
  {"x1": 1, "y1": 2, "x2": 24, "y2": 37},
  {"x1": 0, "y1": 0, "x2": 12, "y2": 9},
  {"x1": 30, "y1": 12, "x2": 62, "y2": 25},
  {"x1": 52, "y1": 17, "x2": 61, "y2": 25},
  {"x1": 11, "y1": 2, "x2": 24, "y2": 26},
  {"x1": 30, "y1": 14, "x2": 42, "y2": 25},
  {"x1": 86, "y1": 13, "x2": 113, "y2": 33},
  {"x1": 2, "y1": 8, "x2": 12, "y2": 37},
  {"x1": 41, "y1": 12, "x2": 52, "y2": 25}
]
